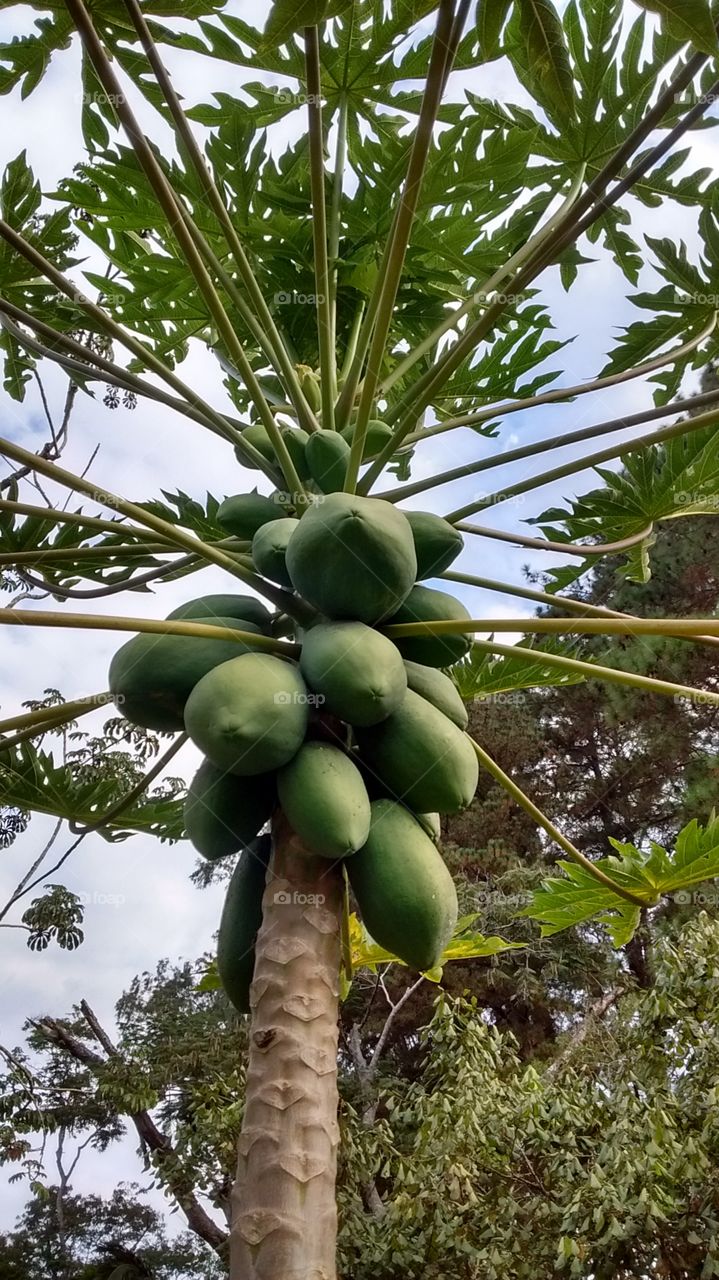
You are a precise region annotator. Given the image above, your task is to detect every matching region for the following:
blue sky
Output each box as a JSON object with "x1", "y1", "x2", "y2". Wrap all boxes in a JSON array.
[{"x1": 0, "y1": 0, "x2": 717, "y2": 1240}]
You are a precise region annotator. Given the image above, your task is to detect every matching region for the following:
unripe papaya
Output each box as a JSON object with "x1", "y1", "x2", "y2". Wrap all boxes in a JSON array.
[
  {"x1": 419, "y1": 812, "x2": 441, "y2": 843},
  {"x1": 300, "y1": 621, "x2": 407, "y2": 726},
  {"x1": 286, "y1": 493, "x2": 417, "y2": 624},
  {"x1": 109, "y1": 617, "x2": 262, "y2": 732},
  {"x1": 251, "y1": 517, "x2": 297, "y2": 589},
  {"x1": 184, "y1": 653, "x2": 309, "y2": 775},
  {"x1": 184, "y1": 760, "x2": 275, "y2": 860},
  {"x1": 277, "y1": 741, "x2": 370, "y2": 857},
  {"x1": 217, "y1": 491, "x2": 282, "y2": 539},
  {"x1": 405, "y1": 510, "x2": 463, "y2": 579},
  {"x1": 357, "y1": 689, "x2": 478, "y2": 813},
  {"x1": 297, "y1": 364, "x2": 322, "y2": 414},
  {"x1": 168, "y1": 594, "x2": 273, "y2": 634},
  {"x1": 281, "y1": 426, "x2": 311, "y2": 481},
  {"x1": 217, "y1": 833, "x2": 271, "y2": 1013},
  {"x1": 340, "y1": 418, "x2": 394, "y2": 461},
  {"x1": 347, "y1": 799, "x2": 457, "y2": 970},
  {"x1": 403, "y1": 659, "x2": 468, "y2": 729},
  {"x1": 387, "y1": 585, "x2": 471, "y2": 667},
  {"x1": 306, "y1": 429, "x2": 352, "y2": 494},
  {"x1": 235, "y1": 423, "x2": 276, "y2": 470}
]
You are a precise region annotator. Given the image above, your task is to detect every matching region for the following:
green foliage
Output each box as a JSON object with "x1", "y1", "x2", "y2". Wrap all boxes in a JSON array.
[{"x1": 521, "y1": 814, "x2": 719, "y2": 945}]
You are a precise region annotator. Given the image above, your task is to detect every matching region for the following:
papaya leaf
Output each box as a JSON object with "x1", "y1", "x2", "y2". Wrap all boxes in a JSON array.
[
  {"x1": 512, "y1": 0, "x2": 576, "y2": 126},
  {"x1": 521, "y1": 815, "x2": 719, "y2": 946},
  {"x1": 349, "y1": 911, "x2": 523, "y2": 972},
  {"x1": 0, "y1": 742, "x2": 185, "y2": 842},
  {"x1": 476, "y1": 0, "x2": 513, "y2": 58},
  {"x1": 531, "y1": 418, "x2": 719, "y2": 582},
  {"x1": 451, "y1": 640, "x2": 585, "y2": 701},
  {"x1": 631, "y1": 0, "x2": 719, "y2": 55},
  {"x1": 262, "y1": 0, "x2": 332, "y2": 48}
]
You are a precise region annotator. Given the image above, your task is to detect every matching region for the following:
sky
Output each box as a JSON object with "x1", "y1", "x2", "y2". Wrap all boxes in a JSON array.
[{"x1": 0, "y1": 0, "x2": 717, "y2": 1245}]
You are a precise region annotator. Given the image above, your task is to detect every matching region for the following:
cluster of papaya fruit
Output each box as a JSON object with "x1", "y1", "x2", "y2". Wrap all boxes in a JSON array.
[{"x1": 109, "y1": 469, "x2": 477, "y2": 1012}]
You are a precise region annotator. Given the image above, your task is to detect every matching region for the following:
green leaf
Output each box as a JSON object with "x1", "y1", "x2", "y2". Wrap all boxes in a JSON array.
[
  {"x1": 632, "y1": 0, "x2": 719, "y2": 55},
  {"x1": 451, "y1": 640, "x2": 585, "y2": 701},
  {"x1": 514, "y1": 0, "x2": 576, "y2": 125},
  {"x1": 476, "y1": 0, "x2": 513, "y2": 58},
  {"x1": 521, "y1": 815, "x2": 719, "y2": 945},
  {"x1": 349, "y1": 912, "x2": 523, "y2": 971}
]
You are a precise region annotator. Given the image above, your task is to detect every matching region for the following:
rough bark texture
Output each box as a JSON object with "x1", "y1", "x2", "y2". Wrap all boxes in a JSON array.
[{"x1": 230, "y1": 813, "x2": 343, "y2": 1280}]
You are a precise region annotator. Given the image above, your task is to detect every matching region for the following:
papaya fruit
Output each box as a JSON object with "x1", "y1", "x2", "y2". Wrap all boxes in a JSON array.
[
  {"x1": 251, "y1": 517, "x2": 297, "y2": 589},
  {"x1": 184, "y1": 652, "x2": 309, "y2": 775},
  {"x1": 356, "y1": 689, "x2": 478, "y2": 813},
  {"x1": 299, "y1": 621, "x2": 406, "y2": 726},
  {"x1": 403, "y1": 659, "x2": 468, "y2": 729},
  {"x1": 277, "y1": 741, "x2": 371, "y2": 857},
  {"x1": 340, "y1": 418, "x2": 394, "y2": 461},
  {"x1": 306, "y1": 429, "x2": 352, "y2": 494},
  {"x1": 217, "y1": 491, "x2": 282, "y2": 539},
  {"x1": 419, "y1": 812, "x2": 441, "y2": 843},
  {"x1": 405, "y1": 510, "x2": 463, "y2": 579},
  {"x1": 217, "y1": 833, "x2": 271, "y2": 1013},
  {"x1": 387, "y1": 585, "x2": 471, "y2": 667},
  {"x1": 286, "y1": 493, "x2": 417, "y2": 624},
  {"x1": 184, "y1": 760, "x2": 275, "y2": 860},
  {"x1": 347, "y1": 799, "x2": 457, "y2": 970},
  {"x1": 109, "y1": 616, "x2": 262, "y2": 732},
  {"x1": 168, "y1": 594, "x2": 273, "y2": 633},
  {"x1": 281, "y1": 426, "x2": 311, "y2": 481},
  {"x1": 235, "y1": 423, "x2": 277, "y2": 470}
]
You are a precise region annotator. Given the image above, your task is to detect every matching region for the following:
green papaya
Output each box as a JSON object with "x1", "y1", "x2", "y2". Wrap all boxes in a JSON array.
[
  {"x1": 356, "y1": 689, "x2": 478, "y2": 813},
  {"x1": 281, "y1": 426, "x2": 311, "y2": 481},
  {"x1": 277, "y1": 741, "x2": 370, "y2": 857},
  {"x1": 184, "y1": 760, "x2": 275, "y2": 860},
  {"x1": 109, "y1": 616, "x2": 262, "y2": 732},
  {"x1": 168, "y1": 594, "x2": 273, "y2": 633},
  {"x1": 235, "y1": 423, "x2": 277, "y2": 470},
  {"x1": 184, "y1": 652, "x2": 309, "y2": 775},
  {"x1": 405, "y1": 510, "x2": 463, "y2": 579},
  {"x1": 251, "y1": 517, "x2": 297, "y2": 589},
  {"x1": 347, "y1": 800, "x2": 457, "y2": 970},
  {"x1": 300, "y1": 621, "x2": 407, "y2": 726},
  {"x1": 387, "y1": 585, "x2": 471, "y2": 667},
  {"x1": 217, "y1": 491, "x2": 282, "y2": 539},
  {"x1": 419, "y1": 812, "x2": 441, "y2": 843},
  {"x1": 340, "y1": 418, "x2": 394, "y2": 461},
  {"x1": 217, "y1": 833, "x2": 271, "y2": 1013},
  {"x1": 403, "y1": 659, "x2": 468, "y2": 729},
  {"x1": 286, "y1": 493, "x2": 417, "y2": 624},
  {"x1": 305, "y1": 429, "x2": 352, "y2": 494}
]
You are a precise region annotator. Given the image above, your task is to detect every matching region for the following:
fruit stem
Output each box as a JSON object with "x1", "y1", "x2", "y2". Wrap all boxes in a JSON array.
[
  {"x1": 343, "y1": 0, "x2": 463, "y2": 491},
  {"x1": 444, "y1": 404, "x2": 719, "y2": 523},
  {"x1": 465, "y1": 637, "x2": 719, "y2": 709},
  {"x1": 398, "y1": 316, "x2": 719, "y2": 448},
  {"x1": 467, "y1": 736, "x2": 648, "y2": 909},
  {"x1": 0, "y1": 609, "x2": 301, "y2": 655},
  {"x1": 120, "y1": 0, "x2": 320, "y2": 436},
  {"x1": 305, "y1": 25, "x2": 337, "y2": 430}
]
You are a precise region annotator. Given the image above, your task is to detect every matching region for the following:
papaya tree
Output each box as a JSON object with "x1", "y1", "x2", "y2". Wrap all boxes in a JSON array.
[{"x1": 2, "y1": 2, "x2": 719, "y2": 1277}]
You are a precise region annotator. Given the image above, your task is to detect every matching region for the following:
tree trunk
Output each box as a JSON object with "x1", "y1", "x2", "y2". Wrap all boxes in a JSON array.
[{"x1": 230, "y1": 813, "x2": 343, "y2": 1280}]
